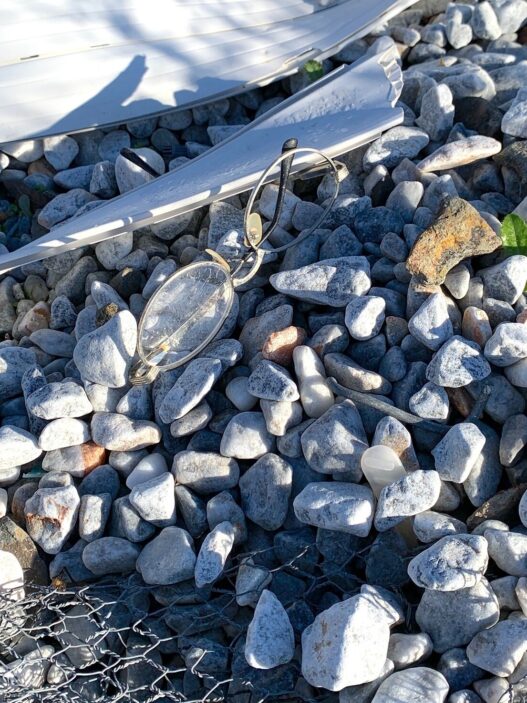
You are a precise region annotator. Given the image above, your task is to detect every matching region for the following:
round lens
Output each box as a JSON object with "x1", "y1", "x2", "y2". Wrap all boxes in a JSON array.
[{"x1": 138, "y1": 261, "x2": 234, "y2": 370}]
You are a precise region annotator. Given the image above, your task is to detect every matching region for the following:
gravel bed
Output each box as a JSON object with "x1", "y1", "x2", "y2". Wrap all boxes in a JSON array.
[{"x1": 1, "y1": 1, "x2": 527, "y2": 701}]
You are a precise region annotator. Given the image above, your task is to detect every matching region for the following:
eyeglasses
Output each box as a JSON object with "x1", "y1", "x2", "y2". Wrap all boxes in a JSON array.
[{"x1": 126, "y1": 139, "x2": 345, "y2": 385}]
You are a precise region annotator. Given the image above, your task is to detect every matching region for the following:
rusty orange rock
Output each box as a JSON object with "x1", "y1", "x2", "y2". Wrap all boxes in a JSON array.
[
  {"x1": 406, "y1": 198, "x2": 501, "y2": 285},
  {"x1": 81, "y1": 442, "x2": 108, "y2": 475},
  {"x1": 262, "y1": 326, "x2": 306, "y2": 366}
]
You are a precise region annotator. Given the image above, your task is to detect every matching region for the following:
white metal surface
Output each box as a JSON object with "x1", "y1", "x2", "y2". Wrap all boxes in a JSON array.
[
  {"x1": 0, "y1": 0, "x2": 416, "y2": 143},
  {"x1": 0, "y1": 44, "x2": 404, "y2": 275}
]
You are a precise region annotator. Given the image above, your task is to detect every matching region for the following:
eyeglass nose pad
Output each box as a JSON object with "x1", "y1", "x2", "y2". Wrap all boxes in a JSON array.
[
  {"x1": 129, "y1": 359, "x2": 161, "y2": 385},
  {"x1": 244, "y1": 212, "x2": 263, "y2": 249}
]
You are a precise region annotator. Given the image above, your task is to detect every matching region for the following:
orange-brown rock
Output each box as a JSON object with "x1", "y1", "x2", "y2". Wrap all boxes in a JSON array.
[
  {"x1": 81, "y1": 442, "x2": 108, "y2": 474},
  {"x1": 406, "y1": 198, "x2": 501, "y2": 285},
  {"x1": 462, "y1": 307, "x2": 492, "y2": 347},
  {"x1": 262, "y1": 326, "x2": 306, "y2": 366}
]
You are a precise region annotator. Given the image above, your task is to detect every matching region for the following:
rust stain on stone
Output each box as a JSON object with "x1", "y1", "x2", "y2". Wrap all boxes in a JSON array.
[{"x1": 80, "y1": 441, "x2": 107, "y2": 475}]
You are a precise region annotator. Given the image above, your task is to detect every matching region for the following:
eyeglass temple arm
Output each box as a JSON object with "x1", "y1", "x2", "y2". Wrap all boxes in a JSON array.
[
  {"x1": 119, "y1": 148, "x2": 163, "y2": 178},
  {"x1": 263, "y1": 137, "x2": 298, "y2": 240}
]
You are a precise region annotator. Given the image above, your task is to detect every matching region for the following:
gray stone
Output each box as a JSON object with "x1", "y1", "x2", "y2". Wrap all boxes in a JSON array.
[
  {"x1": 24, "y1": 485, "x2": 80, "y2": 554},
  {"x1": 73, "y1": 311, "x2": 137, "y2": 388},
  {"x1": 260, "y1": 399, "x2": 303, "y2": 437},
  {"x1": 38, "y1": 189, "x2": 97, "y2": 229},
  {"x1": 0, "y1": 425, "x2": 41, "y2": 470},
  {"x1": 270, "y1": 257, "x2": 371, "y2": 307},
  {"x1": 466, "y1": 619, "x2": 527, "y2": 677},
  {"x1": 220, "y1": 412, "x2": 275, "y2": 459},
  {"x1": 207, "y1": 491, "x2": 247, "y2": 545},
  {"x1": 79, "y1": 465, "x2": 120, "y2": 499},
  {"x1": 114, "y1": 148, "x2": 164, "y2": 194},
  {"x1": 480, "y1": 256, "x2": 527, "y2": 305},
  {"x1": 426, "y1": 336, "x2": 491, "y2": 388},
  {"x1": 194, "y1": 521, "x2": 235, "y2": 588},
  {"x1": 409, "y1": 293, "x2": 453, "y2": 351},
  {"x1": 363, "y1": 126, "x2": 429, "y2": 172},
  {"x1": 91, "y1": 413, "x2": 161, "y2": 451},
  {"x1": 116, "y1": 385, "x2": 153, "y2": 421},
  {"x1": 416, "y1": 84, "x2": 455, "y2": 142},
  {"x1": 408, "y1": 535, "x2": 489, "y2": 591},
  {"x1": 82, "y1": 537, "x2": 140, "y2": 575},
  {"x1": 432, "y1": 423, "x2": 486, "y2": 483},
  {"x1": 463, "y1": 422, "x2": 502, "y2": 508},
  {"x1": 245, "y1": 590, "x2": 295, "y2": 670},
  {"x1": 43, "y1": 135, "x2": 79, "y2": 170},
  {"x1": 302, "y1": 594, "x2": 390, "y2": 691},
  {"x1": 50, "y1": 295, "x2": 77, "y2": 330},
  {"x1": 413, "y1": 511, "x2": 467, "y2": 544},
  {"x1": 38, "y1": 418, "x2": 90, "y2": 451},
  {"x1": 300, "y1": 400, "x2": 367, "y2": 479},
  {"x1": 484, "y1": 323, "x2": 527, "y2": 367},
  {"x1": 247, "y1": 360, "x2": 299, "y2": 402},
  {"x1": 235, "y1": 558, "x2": 272, "y2": 607},
  {"x1": 26, "y1": 381, "x2": 92, "y2": 420},
  {"x1": 387, "y1": 632, "x2": 433, "y2": 670},
  {"x1": 293, "y1": 482, "x2": 374, "y2": 536},
  {"x1": 98, "y1": 130, "x2": 131, "y2": 162},
  {"x1": 339, "y1": 659, "x2": 395, "y2": 703},
  {"x1": 416, "y1": 578, "x2": 500, "y2": 652},
  {"x1": 170, "y1": 401, "x2": 212, "y2": 437},
  {"x1": 502, "y1": 87, "x2": 527, "y2": 139},
  {"x1": 158, "y1": 358, "x2": 223, "y2": 423},
  {"x1": 54, "y1": 165, "x2": 94, "y2": 190},
  {"x1": 485, "y1": 529, "x2": 527, "y2": 576},
  {"x1": 345, "y1": 296, "x2": 386, "y2": 341},
  {"x1": 29, "y1": 329, "x2": 76, "y2": 357},
  {"x1": 375, "y1": 471, "x2": 442, "y2": 531},
  {"x1": 172, "y1": 451, "x2": 239, "y2": 493},
  {"x1": 78, "y1": 493, "x2": 111, "y2": 542},
  {"x1": 175, "y1": 485, "x2": 208, "y2": 539},
  {"x1": 129, "y1": 472, "x2": 176, "y2": 527},
  {"x1": 409, "y1": 382, "x2": 450, "y2": 420},
  {"x1": 95, "y1": 232, "x2": 133, "y2": 270},
  {"x1": 135, "y1": 527, "x2": 196, "y2": 585},
  {"x1": 239, "y1": 453, "x2": 292, "y2": 531},
  {"x1": 372, "y1": 668, "x2": 449, "y2": 703},
  {"x1": 239, "y1": 304, "x2": 293, "y2": 362},
  {"x1": 111, "y1": 496, "x2": 156, "y2": 543},
  {"x1": 90, "y1": 160, "x2": 118, "y2": 198},
  {"x1": 373, "y1": 415, "x2": 420, "y2": 472},
  {"x1": 0, "y1": 347, "x2": 37, "y2": 400}
]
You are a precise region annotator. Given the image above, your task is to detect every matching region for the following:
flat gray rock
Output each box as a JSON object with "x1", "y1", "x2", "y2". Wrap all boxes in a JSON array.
[
  {"x1": 82, "y1": 536, "x2": 140, "y2": 576},
  {"x1": 38, "y1": 418, "x2": 90, "y2": 451},
  {"x1": 325, "y1": 353, "x2": 392, "y2": 395},
  {"x1": 245, "y1": 590, "x2": 295, "y2": 670},
  {"x1": 426, "y1": 336, "x2": 491, "y2": 388},
  {"x1": 408, "y1": 535, "x2": 489, "y2": 591},
  {"x1": 0, "y1": 425, "x2": 41, "y2": 471},
  {"x1": 220, "y1": 412, "x2": 275, "y2": 459},
  {"x1": 239, "y1": 453, "x2": 292, "y2": 531},
  {"x1": 300, "y1": 400, "x2": 368, "y2": 479},
  {"x1": 484, "y1": 322, "x2": 527, "y2": 366},
  {"x1": 247, "y1": 360, "x2": 299, "y2": 402},
  {"x1": 408, "y1": 292, "x2": 453, "y2": 351},
  {"x1": 129, "y1": 472, "x2": 177, "y2": 527},
  {"x1": 371, "y1": 668, "x2": 449, "y2": 703},
  {"x1": 432, "y1": 423, "x2": 486, "y2": 483},
  {"x1": 136, "y1": 527, "x2": 196, "y2": 585},
  {"x1": 416, "y1": 578, "x2": 499, "y2": 652},
  {"x1": 466, "y1": 619, "x2": 527, "y2": 677},
  {"x1": 158, "y1": 357, "x2": 223, "y2": 423},
  {"x1": 26, "y1": 381, "x2": 93, "y2": 420},
  {"x1": 302, "y1": 594, "x2": 390, "y2": 690},
  {"x1": 485, "y1": 529, "x2": 527, "y2": 576},
  {"x1": 91, "y1": 413, "x2": 161, "y2": 451},
  {"x1": 0, "y1": 347, "x2": 37, "y2": 400},
  {"x1": 293, "y1": 482, "x2": 374, "y2": 536},
  {"x1": 270, "y1": 257, "x2": 371, "y2": 307},
  {"x1": 172, "y1": 451, "x2": 239, "y2": 494},
  {"x1": 375, "y1": 471, "x2": 442, "y2": 531}
]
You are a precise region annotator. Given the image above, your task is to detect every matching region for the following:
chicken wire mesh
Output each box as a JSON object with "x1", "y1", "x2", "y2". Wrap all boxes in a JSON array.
[{"x1": 0, "y1": 540, "x2": 356, "y2": 703}]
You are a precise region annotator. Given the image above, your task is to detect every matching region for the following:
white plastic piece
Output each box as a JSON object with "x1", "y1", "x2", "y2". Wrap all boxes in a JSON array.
[
  {"x1": 360, "y1": 445, "x2": 407, "y2": 497},
  {"x1": 0, "y1": 0, "x2": 416, "y2": 143},
  {"x1": 0, "y1": 43, "x2": 404, "y2": 275}
]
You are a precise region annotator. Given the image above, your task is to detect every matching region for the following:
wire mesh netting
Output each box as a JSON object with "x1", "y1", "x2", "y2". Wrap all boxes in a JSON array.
[{"x1": 0, "y1": 540, "x2": 361, "y2": 703}]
